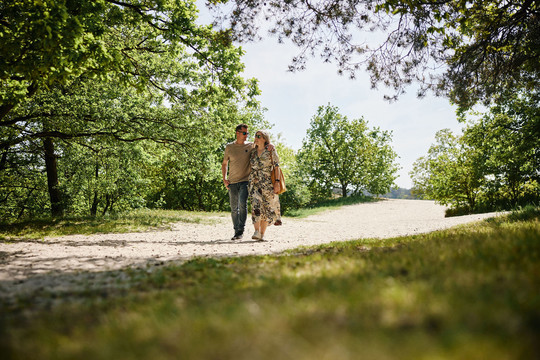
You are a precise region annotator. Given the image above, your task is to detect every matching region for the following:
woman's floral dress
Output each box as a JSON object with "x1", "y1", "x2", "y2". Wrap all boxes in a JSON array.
[{"x1": 249, "y1": 147, "x2": 281, "y2": 225}]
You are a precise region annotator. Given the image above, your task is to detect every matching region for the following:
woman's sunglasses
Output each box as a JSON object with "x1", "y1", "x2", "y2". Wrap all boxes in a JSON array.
[{"x1": 256, "y1": 134, "x2": 262, "y2": 138}]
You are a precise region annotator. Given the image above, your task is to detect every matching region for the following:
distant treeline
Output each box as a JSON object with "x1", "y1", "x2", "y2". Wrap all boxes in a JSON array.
[{"x1": 382, "y1": 188, "x2": 418, "y2": 200}]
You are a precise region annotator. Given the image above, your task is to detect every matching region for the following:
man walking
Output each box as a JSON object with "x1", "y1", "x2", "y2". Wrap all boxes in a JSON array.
[
  {"x1": 222, "y1": 124, "x2": 273, "y2": 240},
  {"x1": 222, "y1": 124, "x2": 253, "y2": 240}
]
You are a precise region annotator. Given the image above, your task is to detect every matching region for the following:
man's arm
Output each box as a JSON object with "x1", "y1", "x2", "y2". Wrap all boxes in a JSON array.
[
  {"x1": 250, "y1": 141, "x2": 274, "y2": 152},
  {"x1": 222, "y1": 158, "x2": 230, "y2": 189}
]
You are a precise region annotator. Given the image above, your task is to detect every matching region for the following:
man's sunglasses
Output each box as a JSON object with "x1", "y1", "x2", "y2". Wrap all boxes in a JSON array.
[{"x1": 237, "y1": 131, "x2": 249, "y2": 135}]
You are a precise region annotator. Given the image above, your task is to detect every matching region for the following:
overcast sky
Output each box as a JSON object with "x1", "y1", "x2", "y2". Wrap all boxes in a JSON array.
[{"x1": 196, "y1": 3, "x2": 465, "y2": 189}]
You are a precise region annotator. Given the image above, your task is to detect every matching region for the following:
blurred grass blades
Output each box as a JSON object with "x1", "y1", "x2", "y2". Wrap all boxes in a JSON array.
[{"x1": 1, "y1": 208, "x2": 539, "y2": 359}]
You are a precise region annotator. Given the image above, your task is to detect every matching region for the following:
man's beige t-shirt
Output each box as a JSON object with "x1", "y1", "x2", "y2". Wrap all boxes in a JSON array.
[{"x1": 223, "y1": 142, "x2": 253, "y2": 183}]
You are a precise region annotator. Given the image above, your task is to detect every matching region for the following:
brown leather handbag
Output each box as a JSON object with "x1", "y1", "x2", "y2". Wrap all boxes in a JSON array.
[{"x1": 270, "y1": 151, "x2": 286, "y2": 195}]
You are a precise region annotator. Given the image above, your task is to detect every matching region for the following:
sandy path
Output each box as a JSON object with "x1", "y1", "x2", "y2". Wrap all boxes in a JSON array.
[{"x1": 0, "y1": 199, "x2": 504, "y2": 303}]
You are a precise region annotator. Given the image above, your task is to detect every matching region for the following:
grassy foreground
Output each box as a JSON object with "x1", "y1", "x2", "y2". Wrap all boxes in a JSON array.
[{"x1": 1, "y1": 209, "x2": 539, "y2": 359}]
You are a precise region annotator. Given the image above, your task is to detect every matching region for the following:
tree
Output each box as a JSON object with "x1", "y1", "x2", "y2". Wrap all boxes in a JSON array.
[
  {"x1": 362, "y1": 127, "x2": 400, "y2": 196},
  {"x1": 0, "y1": 0, "x2": 252, "y2": 120},
  {"x1": 1, "y1": 1, "x2": 261, "y2": 219},
  {"x1": 272, "y1": 136, "x2": 311, "y2": 214},
  {"x1": 410, "y1": 129, "x2": 483, "y2": 211},
  {"x1": 297, "y1": 104, "x2": 398, "y2": 199},
  {"x1": 411, "y1": 89, "x2": 539, "y2": 214},
  {"x1": 206, "y1": 0, "x2": 540, "y2": 110},
  {"x1": 463, "y1": 90, "x2": 540, "y2": 207}
]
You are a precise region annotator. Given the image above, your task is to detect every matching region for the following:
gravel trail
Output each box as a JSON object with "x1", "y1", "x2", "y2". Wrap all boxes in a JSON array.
[{"x1": 0, "y1": 199, "x2": 505, "y2": 303}]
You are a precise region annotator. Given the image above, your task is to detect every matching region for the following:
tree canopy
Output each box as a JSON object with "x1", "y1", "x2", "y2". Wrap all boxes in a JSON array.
[
  {"x1": 410, "y1": 90, "x2": 539, "y2": 213},
  {"x1": 0, "y1": 0, "x2": 255, "y2": 120},
  {"x1": 410, "y1": 129, "x2": 483, "y2": 210},
  {"x1": 297, "y1": 104, "x2": 398, "y2": 199},
  {"x1": 206, "y1": 0, "x2": 540, "y2": 110},
  {"x1": 0, "y1": 0, "x2": 265, "y2": 220}
]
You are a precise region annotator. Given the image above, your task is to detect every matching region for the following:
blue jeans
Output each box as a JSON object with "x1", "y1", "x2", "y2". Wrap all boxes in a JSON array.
[{"x1": 228, "y1": 181, "x2": 248, "y2": 234}]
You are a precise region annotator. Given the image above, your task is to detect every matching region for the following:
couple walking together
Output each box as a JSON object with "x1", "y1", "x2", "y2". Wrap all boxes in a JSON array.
[{"x1": 222, "y1": 124, "x2": 282, "y2": 241}]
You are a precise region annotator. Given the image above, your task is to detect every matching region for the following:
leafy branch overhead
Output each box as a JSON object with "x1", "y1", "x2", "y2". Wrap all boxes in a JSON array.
[
  {"x1": 206, "y1": 0, "x2": 540, "y2": 110},
  {"x1": 0, "y1": 0, "x2": 254, "y2": 121}
]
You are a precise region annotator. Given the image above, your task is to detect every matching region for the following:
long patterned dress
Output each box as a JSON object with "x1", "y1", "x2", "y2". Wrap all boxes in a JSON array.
[{"x1": 249, "y1": 147, "x2": 281, "y2": 225}]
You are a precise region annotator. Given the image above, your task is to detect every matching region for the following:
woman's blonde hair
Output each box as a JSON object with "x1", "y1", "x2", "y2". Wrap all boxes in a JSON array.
[{"x1": 255, "y1": 130, "x2": 270, "y2": 147}]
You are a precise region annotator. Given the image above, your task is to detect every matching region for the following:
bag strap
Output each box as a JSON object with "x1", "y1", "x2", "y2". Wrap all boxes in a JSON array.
[
  {"x1": 269, "y1": 149, "x2": 276, "y2": 169},
  {"x1": 269, "y1": 149, "x2": 280, "y2": 177}
]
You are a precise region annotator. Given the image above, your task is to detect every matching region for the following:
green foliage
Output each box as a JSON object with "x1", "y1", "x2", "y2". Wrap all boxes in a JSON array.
[
  {"x1": 463, "y1": 91, "x2": 540, "y2": 209},
  {"x1": 411, "y1": 90, "x2": 540, "y2": 214},
  {"x1": 0, "y1": 84, "x2": 267, "y2": 220},
  {"x1": 410, "y1": 129, "x2": 483, "y2": 211},
  {"x1": 273, "y1": 139, "x2": 311, "y2": 214},
  {"x1": 0, "y1": 0, "x2": 254, "y2": 118},
  {"x1": 0, "y1": 1, "x2": 264, "y2": 221},
  {"x1": 297, "y1": 104, "x2": 398, "y2": 199},
  {"x1": 144, "y1": 146, "x2": 228, "y2": 212},
  {"x1": 206, "y1": 0, "x2": 540, "y2": 110},
  {"x1": 2, "y1": 212, "x2": 539, "y2": 358},
  {"x1": 1, "y1": 0, "x2": 105, "y2": 106}
]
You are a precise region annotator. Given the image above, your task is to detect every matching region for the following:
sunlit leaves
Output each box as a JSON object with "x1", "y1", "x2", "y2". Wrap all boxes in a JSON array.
[
  {"x1": 297, "y1": 104, "x2": 398, "y2": 199},
  {"x1": 410, "y1": 129, "x2": 483, "y2": 210},
  {"x1": 411, "y1": 90, "x2": 540, "y2": 212},
  {"x1": 0, "y1": 0, "x2": 258, "y2": 119},
  {"x1": 0, "y1": 0, "x2": 264, "y2": 219}
]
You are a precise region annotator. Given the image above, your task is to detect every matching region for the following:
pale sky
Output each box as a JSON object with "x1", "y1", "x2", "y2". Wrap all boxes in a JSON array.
[{"x1": 196, "y1": 3, "x2": 465, "y2": 189}]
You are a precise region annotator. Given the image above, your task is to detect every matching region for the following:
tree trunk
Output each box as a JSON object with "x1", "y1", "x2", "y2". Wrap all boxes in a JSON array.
[
  {"x1": 341, "y1": 184, "x2": 348, "y2": 197},
  {"x1": 0, "y1": 103, "x2": 16, "y2": 123},
  {"x1": 0, "y1": 150, "x2": 7, "y2": 171},
  {"x1": 90, "y1": 192, "x2": 99, "y2": 217},
  {"x1": 102, "y1": 194, "x2": 110, "y2": 215},
  {"x1": 90, "y1": 162, "x2": 100, "y2": 217},
  {"x1": 43, "y1": 137, "x2": 64, "y2": 218}
]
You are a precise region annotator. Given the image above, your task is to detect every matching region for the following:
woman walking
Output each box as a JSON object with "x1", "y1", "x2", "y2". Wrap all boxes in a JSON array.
[{"x1": 249, "y1": 130, "x2": 282, "y2": 241}]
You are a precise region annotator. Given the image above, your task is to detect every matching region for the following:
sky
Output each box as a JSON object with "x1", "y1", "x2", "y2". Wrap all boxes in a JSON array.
[{"x1": 196, "y1": 3, "x2": 465, "y2": 189}]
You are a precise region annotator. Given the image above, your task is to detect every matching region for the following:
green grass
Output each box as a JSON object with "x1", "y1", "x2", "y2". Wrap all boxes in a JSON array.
[
  {"x1": 0, "y1": 208, "x2": 228, "y2": 241},
  {"x1": 1, "y1": 208, "x2": 539, "y2": 359},
  {"x1": 285, "y1": 194, "x2": 379, "y2": 218}
]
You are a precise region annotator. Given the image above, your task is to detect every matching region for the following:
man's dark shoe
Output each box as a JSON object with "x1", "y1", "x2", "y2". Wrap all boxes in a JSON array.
[{"x1": 232, "y1": 231, "x2": 243, "y2": 240}]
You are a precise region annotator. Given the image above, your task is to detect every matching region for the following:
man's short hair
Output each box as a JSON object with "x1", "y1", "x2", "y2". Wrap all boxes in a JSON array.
[{"x1": 235, "y1": 124, "x2": 248, "y2": 132}]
